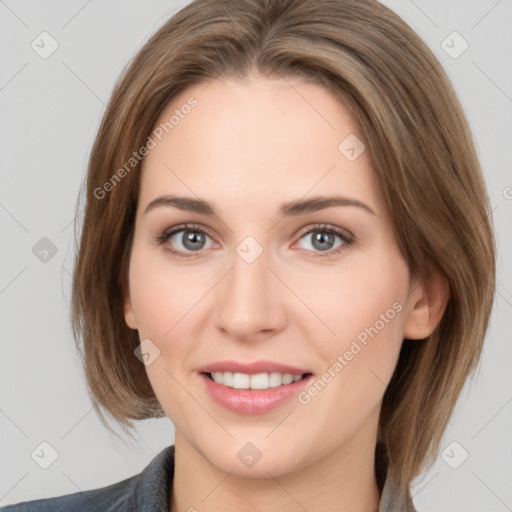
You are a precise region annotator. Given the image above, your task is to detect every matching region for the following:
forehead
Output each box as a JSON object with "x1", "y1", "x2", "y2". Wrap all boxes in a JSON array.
[{"x1": 138, "y1": 75, "x2": 385, "y2": 217}]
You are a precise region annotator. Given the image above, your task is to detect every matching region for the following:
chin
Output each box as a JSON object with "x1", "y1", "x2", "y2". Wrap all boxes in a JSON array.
[{"x1": 196, "y1": 435, "x2": 311, "y2": 479}]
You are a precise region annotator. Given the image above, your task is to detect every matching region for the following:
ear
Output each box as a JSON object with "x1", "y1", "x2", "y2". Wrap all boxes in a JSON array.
[
  {"x1": 403, "y1": 269, "x2": 450, "y2": 340},
  {"x1": 124, "y1": 291, "x2": 138, "y2": 330}
]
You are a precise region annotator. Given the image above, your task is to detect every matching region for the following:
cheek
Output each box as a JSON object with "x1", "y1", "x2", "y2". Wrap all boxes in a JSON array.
[
  {"x1": 298, "y1": 251, "x2": 409, "y2": 360},
  {"x1": 128, "y1": 244, "x2": 208, "y2": 339},
  {"x1": 127, "y1": 245, "x2": 218, "y2": 402},
  {"x1": 127, "y1": 246, "x2": 204, "y2": 424},
  {"x1": 295, "y1": 253, "x2": 409, "y2": 432}
]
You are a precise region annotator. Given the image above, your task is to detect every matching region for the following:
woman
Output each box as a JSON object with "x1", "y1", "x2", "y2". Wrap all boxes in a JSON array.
[{"x1": 1, "y1": 0, "x2": 496, "y2": 510}]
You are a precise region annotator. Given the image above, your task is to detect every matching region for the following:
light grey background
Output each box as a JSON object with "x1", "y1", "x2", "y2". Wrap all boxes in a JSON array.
[{"x1": 1, "y1": 1, "x2": 511, "y2": 510}]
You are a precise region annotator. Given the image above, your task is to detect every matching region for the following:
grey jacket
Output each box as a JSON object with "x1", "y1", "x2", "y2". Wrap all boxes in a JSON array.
[{"x1": 1, "y1": 445, "x2": 417, "y2": 511}]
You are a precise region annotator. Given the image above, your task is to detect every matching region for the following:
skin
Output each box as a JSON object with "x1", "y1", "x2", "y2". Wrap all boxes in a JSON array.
[{"x1": 124, "y1": 74, "x2": 448, "y2": 512}]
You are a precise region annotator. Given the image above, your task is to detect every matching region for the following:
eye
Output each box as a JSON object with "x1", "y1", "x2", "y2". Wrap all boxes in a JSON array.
[
  {"x1": 294, "y1": 224, "x2": 353, "y2": 257},
  {"x1": 153, "y1": 223, "x2": 215, "y2": 258},
  {"x1": 154, "y1": 222, "x2": 354, "y2": 259}
]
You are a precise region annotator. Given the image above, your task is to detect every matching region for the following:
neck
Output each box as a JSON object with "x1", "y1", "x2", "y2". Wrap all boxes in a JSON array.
[{"x1": 170, "y1": 430, "x2": 381, "y2": 512}]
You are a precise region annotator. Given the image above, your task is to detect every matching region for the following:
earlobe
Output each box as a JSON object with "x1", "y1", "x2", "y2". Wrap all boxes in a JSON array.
[
  {"x1": 124, "y1": 296, "x2": 138, "y2": 330},
  {"x1": 403, "y1": 269, "x2": 450, "y2": 340}
]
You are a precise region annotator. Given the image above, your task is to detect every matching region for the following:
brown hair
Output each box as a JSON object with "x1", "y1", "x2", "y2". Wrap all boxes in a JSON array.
[{"x1": 71, "y1": 0, "x2": 496, "y2": 490}]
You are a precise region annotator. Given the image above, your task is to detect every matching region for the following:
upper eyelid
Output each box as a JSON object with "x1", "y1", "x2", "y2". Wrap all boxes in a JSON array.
[{"x1": 164, "y1": 223, "x2": 215, "y2": 239}]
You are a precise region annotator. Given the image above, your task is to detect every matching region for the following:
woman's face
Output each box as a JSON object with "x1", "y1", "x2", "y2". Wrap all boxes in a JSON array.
[{"x1": 124, "y1": 74, "x2": 422, "y2": 477}]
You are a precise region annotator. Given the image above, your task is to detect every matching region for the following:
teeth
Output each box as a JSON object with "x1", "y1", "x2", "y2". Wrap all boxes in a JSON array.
[
  {"x1": 232, "y1": 372, "x2": 250, "y2": 389},
  {"x1": 250, "y1": 372, "x2": 269, "y2": 389},
  {"x1": 222, "y1": 371, "x2": 233, "y2": 387},
  {"x1": 269, "y1": 372, "x2": 282, "y2": 387},
  {"x1": 282, "y1": 373, "x2": 293, "y2": 385},
  {"x1": 209, "y1": 371, "x2": 305, "y2": 389}
]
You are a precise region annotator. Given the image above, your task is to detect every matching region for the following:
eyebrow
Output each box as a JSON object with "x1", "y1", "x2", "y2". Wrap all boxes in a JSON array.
[{"x1": 144, "y1": 194, "x2": 376, "y2": 217}]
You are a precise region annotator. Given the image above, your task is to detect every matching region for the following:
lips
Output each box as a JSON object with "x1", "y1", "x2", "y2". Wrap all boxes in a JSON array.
[
  {"x1": 198, "y1": 360, "x2": 314, "y2": 415},
  {"x1": 198, "y1": 360, "x2": 311, "y2": 375}
]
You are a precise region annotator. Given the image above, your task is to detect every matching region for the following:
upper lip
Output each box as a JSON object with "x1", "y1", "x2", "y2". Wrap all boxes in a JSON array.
[{"x1": 198, "y1": 360, "x2": 312, "y2": 375}]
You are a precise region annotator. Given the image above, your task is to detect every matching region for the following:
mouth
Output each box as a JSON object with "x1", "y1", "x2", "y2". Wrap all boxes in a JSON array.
[
  {"x1": 197, "y1": 361, "x2": 314, "y2": 415},
  {"x1": 202, "y1": 371, "x2": 313, "y2": 390}
]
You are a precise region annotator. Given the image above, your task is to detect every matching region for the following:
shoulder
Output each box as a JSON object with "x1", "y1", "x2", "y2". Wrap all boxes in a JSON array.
[
  {"x1": 379, "y1": 474, "x2": 417, "y2": 512},
  {"x1": 1, "y1": 445, "x2": 175, "y2": 512},
  {"x1": 0, "y1": 473, "x2": 137, "y2": 512}
]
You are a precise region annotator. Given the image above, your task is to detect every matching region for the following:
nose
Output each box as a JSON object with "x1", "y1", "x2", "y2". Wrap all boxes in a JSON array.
[{"x1": 214, "y1": 243, "x2": 287, "y2": 342}]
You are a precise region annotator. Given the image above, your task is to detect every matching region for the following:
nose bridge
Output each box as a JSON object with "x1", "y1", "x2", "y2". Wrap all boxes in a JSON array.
[{"x1": 214, "y1": 237, "x2": 283, "y2": 339}]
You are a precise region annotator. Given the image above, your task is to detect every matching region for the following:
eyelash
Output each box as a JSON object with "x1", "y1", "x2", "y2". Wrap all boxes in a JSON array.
[{"x1": 153, "y1": 222, "x2": 354, "y2": 259}]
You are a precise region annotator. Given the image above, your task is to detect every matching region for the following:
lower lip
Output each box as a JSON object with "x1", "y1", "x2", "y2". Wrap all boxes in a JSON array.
[{"x1": 200, "y1": 373, "x2": 312, "y2": 415}]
